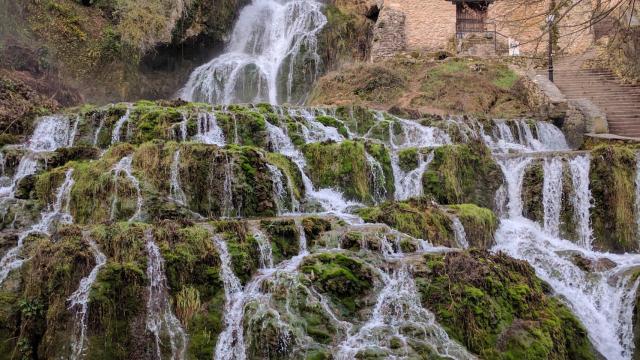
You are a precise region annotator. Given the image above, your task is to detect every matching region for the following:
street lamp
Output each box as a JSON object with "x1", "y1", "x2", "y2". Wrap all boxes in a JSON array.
[{"x1": 547, "y1": 14, "x2": 555, "y2": 82}]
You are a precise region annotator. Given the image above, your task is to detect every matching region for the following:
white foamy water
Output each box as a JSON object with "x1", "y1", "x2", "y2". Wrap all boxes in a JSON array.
[
  {"x1": 0, "y1": 168, "x2": 75, "y2": 285},
  {"x1": 144, "y1": 229, "x2": 187, "y2": 360},
  {"x1": 492, "y1": 119, "x2": 639, "y2": 359},
  {"x1": 451, "y1": 216, "x2": 469, "y2": 249},
  {"x1": 495, "y1": 218, "x2": 640, "y2": 360},
  {"x1": 569, "y1": 154, "x2": 594, "y2": 249},
  {"x1": 335, "y1": 266, "x2": 476, "y2": 360},
  {"x1": 266, "y1": 163, "x2": 287, "y2": 215},
  {"x1": 111, "y1": 107, "x2": 132, "y2": 144},
  {"x1": 365, "y1": 151, "x2": 387, "y2": 203},
  {"x1": 110, "y1": 156, "x2": 143, "y2": 222},
  {"x1": 0, "y1": 115, "x2": 75, "y2": 198},
  {"x1": 169, "y1": 149, "x2": 187, "y2": 206},
  {"x1": 68, "y1": 232, "x2": 107, "y2": 360},
  {"x1": 264, "y1": 120, "x2": 357, "y2": 215},
  {"x1": 194, "y1": 112, "x2": 226, "y2": 145},
  {"x1": 542, "y1": 157, "x2": 564, "y2": 237},
  {"x1": 180, "y1": 0, "x2": 326, "y2": 105},
  {"x1": 393, "y1": 151, "x2": 434, "y2": 201}
]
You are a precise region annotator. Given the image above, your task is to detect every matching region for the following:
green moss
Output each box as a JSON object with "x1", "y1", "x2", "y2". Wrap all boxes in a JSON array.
[
  {"x1": 302, "y1": 217, "x2": 332, "y2": 248},
  {"x1": 300, "y1": 253, "x2": 375, "y2": 317},
  {"x1": 448, "y1": 204, "x2": 498, "y2": 248},
  {"x1": 414, "y1": 250, "x2": 596, "y2": 359},
  {"x1": 261, "y1": 219, "x2": 300, "y2": 264},
  {"x1": 356, "y1": 198, "x2": 454, "y2": 247},
  {"x1": 423, "y1": 141, "x2": 502, "y2": 209},
  {"x1": 589, "y1": 145, "x2": 638, "y2": 253},
  {"x1": 398, "y1": 147, "x2": 419, "y2": 172},
  {"x1": 303, "y1": 140, "x2": 373, "y2": 203}
]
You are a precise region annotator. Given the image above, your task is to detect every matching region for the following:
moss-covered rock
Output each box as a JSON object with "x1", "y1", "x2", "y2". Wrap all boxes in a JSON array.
[
  {"x1": 447, "y1": 204, "x2": 498, "y2": 248},
  {"x1": 356, "y1": 198, "x2": 454, "y2": 247},
  {"x1": 303, "y1": 140, "x2": 393, "y2": 203},
  {"x1": 423, "y1": 141, "x2": 503, "y2": 209},
  {"x1": 413, "y1": 250, "x2": 597, "y2": 359},
  {"x1": 300, "y1": 252, "x2": 376, "y2": 317},
  {"x1": 261, "y1": 219, "x2": 300, "y2": 264},
  {"x1": 589, "y1": 145, "x2": 638, "y2": 253}
]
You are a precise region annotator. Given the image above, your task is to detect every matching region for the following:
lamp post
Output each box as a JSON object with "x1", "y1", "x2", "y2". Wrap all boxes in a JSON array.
[{"x1": 547, "y1": 14, "x2": 555, "y2": 82}]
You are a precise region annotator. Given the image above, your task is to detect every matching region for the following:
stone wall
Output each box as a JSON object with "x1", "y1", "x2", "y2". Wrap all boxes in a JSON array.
[
  {"x1": 371, "y1": 6, "x2": 407, "y2": 59},
  {"x1": 386, "y1": 0, "x2": 456, "y2": 51}
]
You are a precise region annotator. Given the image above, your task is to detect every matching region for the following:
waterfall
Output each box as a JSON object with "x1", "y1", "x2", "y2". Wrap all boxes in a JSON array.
[
  {"x1": 144, "y1": 229, "x2": 188, "y2": 360},
  {"x1": 173, "y1": 115, "x2": 188, "y2": 142},
  {"x1": 491, "y1": 118, "x2": 640, "y2": 359},
  {"x1": 110, "y1": 156, "x2": 143, "y2": 222},
  {"x1": 542, "y1": 157, "x2": 564, "y2": 237},
  {"x1": 211, "y1": 234, "x2": 246, "y2": 360},
  {"x1": 495, "y1": 219, "x2": 640, "y2": 360},
  {"x1": 484, "y1": 120, "x2": 568, "y2": 153},
  {"x1": 68, "y1": 232, "x2": 107, "y2": 360},
  {"x1": 451, "y1": 216, "x2": 469, "y2": 249},
  {"x1": 222, "y1": 154, "x2": 235, "y2": 218},
  {"x1": 179, "y1": 0, "x2": 327, "y2": 105},
  {"x1": 335, "y1": 266, "x2": 476, "y2": 360},
  {"x1": 68, "y1": 115, "x2": 80, "y2": 147},
  {"x1": 194, "y1": 112, "x2": 225, "y2": 145},
  {"x1": 0, "y1": 168, "x2": 75, "y2": 285},
  {"x1": 264, "y1": 120, "x2": 356, "y2": 214},
  {"x1": 536, "y1": 121, "x2": 569, "y2": 151},
  {"x1": 266, "y1": 163, "x2": 287, "y2": 215},
  {"x1": 0, "y1": 116, "x2": 75, "y2": 198},
  {"x1": 111, "y1": 107, "x2": 131, "y2": 144},
  {"x1": 93, "y1": 116, "x2": 104, "y2": 146},
  {"x1": 251, "y1": 226, "x2": 274, "y2": 269},
  {"x1": 393, "y1": 152, "x2": 434, "y2": 201},
  {"x1": 496, "y1": 156, "x2": 532, "y2": 218},
  {"x1": 295, "y1": 218, "x2": 308, "y2": 254},
  {"x1": 365, "y1": 151, "x2": 387, "y2": 203},
  {"x1": 291, "y1": 108, "x2": 344, "y2": 142},
  {"x1": 169, "y1": 149, "x2": 187, "y2": 206},
  {"x1": 570, "y1": 154, "x2": 594, "y2": 249},
  {"x1": 28, "y1": 115, "x2": 73, "y2": 152}
]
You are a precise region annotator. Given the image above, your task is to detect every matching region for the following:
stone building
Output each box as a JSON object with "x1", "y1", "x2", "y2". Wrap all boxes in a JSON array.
[{"x1": 371, "y1": 0, "x2": 596, "y2": 59}]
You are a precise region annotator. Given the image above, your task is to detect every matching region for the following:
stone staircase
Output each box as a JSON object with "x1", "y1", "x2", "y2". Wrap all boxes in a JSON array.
[{"x1": 547, "y1": 50, "x2": 640, "y2": 137}]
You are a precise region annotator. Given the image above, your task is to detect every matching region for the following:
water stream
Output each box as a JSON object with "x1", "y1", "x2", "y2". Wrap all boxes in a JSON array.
[
  {"x1": 68, "y1": 232, "x2": 107, "y2": 360},
  {"x1": 180, "y1": 0, "x2": 326, "y2": 105},
  {"x1": 145, "y1": 228, "x2": 188, "y2": 360}
]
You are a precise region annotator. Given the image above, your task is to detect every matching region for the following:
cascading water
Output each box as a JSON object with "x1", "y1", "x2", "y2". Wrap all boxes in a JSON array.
[
  {"x1": 222, "y1": 154, "x2": 235, "y2": 218},
  {"x1": 451, "y1": 216, "x2": 469, "y2": 249},
  {"x1": 0, "y1": 115, "x2": 74, "y2": 198},
  {"x1": 264, "y1": 120, "x2": 356, "y2": 214},
  {"x1": 251, "y1": 226, "x2": 275, "y2": 269},
  {"x1": 0, "y1": 168, "x2": 75, "y2": 285},
  {"x1": 496, "y1": 156, "x2": 532, "y2": 218},
  {"x1": 169, "y1": 149, "x2": 187, "y2": 206},
  {"x1": 569, "y1": 154, "x2": 594, "y2": 249},
  {"x1": 365, "y1": 151, "x2": 387, "y2": 203},
  {"x1": 110, "y1": 156, "x2": 143, "y2": 222},
  {"x1": 393, "y1": 152, "x2": 434, "y2": 201},
  {"x1": 68, "y1": 232, "x2": 107, "y2": 360},
  {"x1": 179, "y1": 0, "x2": 326, "y2": 105},
  {"x1": 490, "y1": 120, "x2": 640, "y2": 359},
  {"x1": 542, "y1": 157, "x2": 564, "y2": 237},
  {"x1": 194, "y1": 112, "x2": 226, "y2": 145},
  {"x1": 335, "y1": 265, "x2": 476, "y2": 359},
  {"x1": 211, "y1": 232, "x2": 248, "y2": 360},
  {"x1": 144, "y1": 229, "x2": 188, "y2": 360},
  {"x1": 111, "y1": 107, "x2": 132, "y2": 144},
  {"x1": 266, "y1": 163, "x2": 287, "y2": 215}
]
